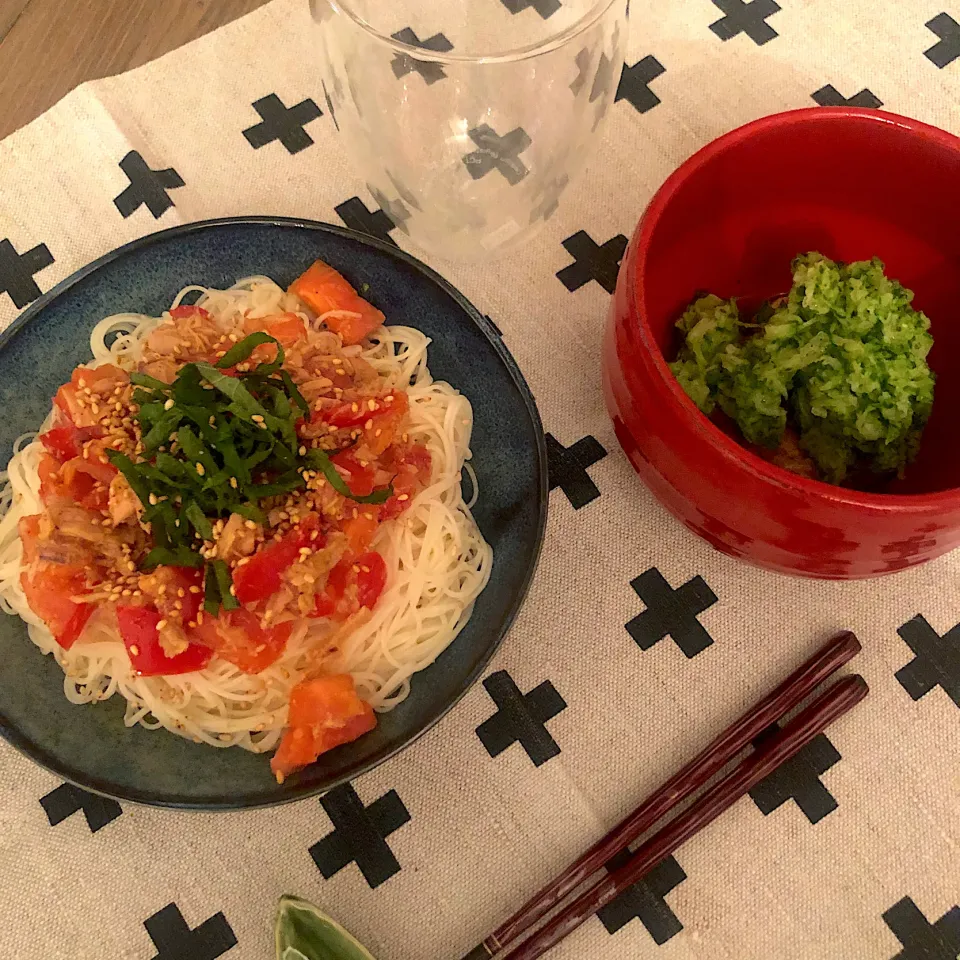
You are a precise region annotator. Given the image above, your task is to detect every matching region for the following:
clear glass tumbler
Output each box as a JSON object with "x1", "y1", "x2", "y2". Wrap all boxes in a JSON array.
[{"x1": 311, "y1": 0, "x2": 627, "y2": 260}]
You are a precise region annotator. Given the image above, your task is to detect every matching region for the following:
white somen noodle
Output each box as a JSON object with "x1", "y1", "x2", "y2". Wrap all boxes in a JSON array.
[{"x1": 0, "y1": 276, "x2": 493, "y2": 754}]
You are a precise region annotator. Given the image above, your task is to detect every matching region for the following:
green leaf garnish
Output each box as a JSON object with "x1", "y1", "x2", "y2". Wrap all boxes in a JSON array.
[
  {"x1": 114, "y1": 332, "x2": 394, "y2": 614},
  {"x1": 203, "y1": 561, "x2": 221, "y2": 615},
  {"x1": 275, "y1": 895, "x2": 376, "y2": 960},
  {"x1": 143, "y1": 546, "x2": 204, "y2": 570},
  {"x1": 130, "y1": 371, "x2": 172, "y2": 391},
  {"x1": 306, "y1": 449, "x2": 393, "y2": 504},
  {"x1": 184, "y1": 501, "x2": 214, "y2": 541},
  {"x1": 215, "y1": 331, "x2": 284, "y2": 369},
  {"x1": 212, "y1": 559, "x2": 239, "y2": 611}
]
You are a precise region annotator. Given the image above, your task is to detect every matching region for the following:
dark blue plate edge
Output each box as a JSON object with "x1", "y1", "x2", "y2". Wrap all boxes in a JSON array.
[{"x1": 0, "y1": 216, "x2": 549, "y2": 811}]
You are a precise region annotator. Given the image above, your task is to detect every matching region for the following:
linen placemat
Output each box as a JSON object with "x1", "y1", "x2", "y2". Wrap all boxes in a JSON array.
[{"x1": 1, "y1": 1, "x2": 958, "y2": 958}]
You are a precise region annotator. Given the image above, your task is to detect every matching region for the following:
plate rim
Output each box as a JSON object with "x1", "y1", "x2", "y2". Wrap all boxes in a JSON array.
[{"x1": 0, "y1": 215, "x2": 549, "y2": 810}]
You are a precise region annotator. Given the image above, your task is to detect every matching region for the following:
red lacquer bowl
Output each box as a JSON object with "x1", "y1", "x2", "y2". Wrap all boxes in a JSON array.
[{"x1": 603, "y1": 108, "x2": 960, "y2": 579}]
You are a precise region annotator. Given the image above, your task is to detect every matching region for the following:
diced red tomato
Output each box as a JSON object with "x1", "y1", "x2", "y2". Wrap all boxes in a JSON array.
[
  {"x1": 330, "y1": 449, "x2": 376, "y2": 497},
  {"x1": 289, "y1": 260, "x2": 384, "y2": 345},
  {"x1": 315, "y1": 402, "x2": 373, "y2": 430},
  {"x1": 54, "y1": 364, "x2": 126, "y2": 428},
  {"x1": 38, "y1": 455, "x2": 60, "y2": 505},
  {"x1": 168, "y1": 305, "x2": 211, "y2": 320},
  {"x1": 311, "y1": 590, "x2": 336, "y2": 620},
  {"x1": 232, "y1": 514, "x2": 322, "y2": 605},
  {"x1": 244, "y1": 312, "x2": 306, "y2": 347},
  {"x1": 61, "y1": 442, "x2": 117, "y2": 487},
  {"x1": 190, "y1": 607, "x2": 291, "y2": 674},
  {"x1": 342, "y1": 506, "x2": 380, "y2": 555},
  {"x1": 270, "y1": 673, "x2": 377, "y2": 781},
  {"x1": 37, "y1": 455, "x2": 110, "y2": 512},
  {"x1": 116, "y1": 604, "x2": 213, "y2": 676},
  {"x1": 312, "y1": 551, "x2": 387, "y2": 621},
  {"x1": 56, "y1": 461, "x2": 112, "y2": 512},
  {"x1": 363, "y1": 392, "x2": 408, "y2": 456},
  {"x1": 20, "y1": 562, "x2": 93, "y2": 650},
  {"x1": 313, "y1": 392, "x2": 400, "y2": 428},
  {"x1": 139, "y1": 566, "x2": 204, "y2": 625},
  {"x1": 18, "y1": 515, "x2": 41, "y2": 565},
  {"x1": 356, "y1": 552, "x2": 387, "y2": 608},
  {"x1": 380, "y1": 442, "x2": 432, "y2": 521},
  {"x1": 313, "y1": 558, "x2": 349, "y2": 620},
  {"x1": 39, "y1": 424, "x2": 82, "y2": 463}
]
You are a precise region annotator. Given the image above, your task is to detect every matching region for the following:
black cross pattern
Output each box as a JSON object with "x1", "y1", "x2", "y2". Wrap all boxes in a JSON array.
[
  {"x1": 557, "y1": 230, "x2": 628, "y2": 294},
  {"x1": 709, "y1": 0, "x2": 781, "y2": 46},
  {"x1": 368, "y1": 183, "x2": 413, "y2": 234},
  {"x1": 242, "y1": 94, "x2": 322, "y2": 154},
  {"x1": 321, "y1": 79, "x2": 339, "y2": 131},
  {"x1": 925, "y1": 13, "x2": 960, "y2": 69},
  {"x1": 571, "y1": 47, "x2": 592, "y2": 96},
  {"x1": 895, "y1": 615, "x2": 960, "y2": 708},
  {"x1": 476, "y1": 670, "x2": 567, "y2": 767},
  {"x1": 335, "y1": 197, "x2": 398, "y2": 246},
  {"x1": 590, "y1": 52, "x2": 616, "y2": 103},
  {"x1": 546, "y1": 432, "x2": 606, "y2": 508},
  {"x1": 143, "y1": 903, "x2": 237, "y2": 960},
  {"x1": 499, "y1": 0, "x2": 561, "y2": 19},
  {"x1": 625, "y1": 567, "x2": 717, "y2": 658},
  {"x1": 530, "y1": 174, "x2": 570, "y2": 223},
  {"x1": 812, "y1": 84, "x2": 883, "y2": 109},
  {"x1": 462, "y1": 125, "x2": 532, "y2": 186},
  {"x1": 0, "y1": 237, "x2": 54, "y2": 310},
  {"x1": 40, "y1": 783, "x2": 122, "y2": 833},
  {"x1": 882, "y1": 896, "x2": 960, "y2": 960},
  {"x1": 617, "y1": 57, "x2": 666, "y2": 114},
  {"x1": 391, "y1": 28, "x2": 454, "y2": 85},
  {"x1": 309, "y1": 783, "x2": 411, "y2": 889},
  {"x1": 748, "y1": 723, "x2": 840, "y2": 824},
  {"x1": 598, "y1": 851, "x2": 686, "y2": 944},
  {"x1": 113, "y1": 151, "x2": 184, "y2": 219}
]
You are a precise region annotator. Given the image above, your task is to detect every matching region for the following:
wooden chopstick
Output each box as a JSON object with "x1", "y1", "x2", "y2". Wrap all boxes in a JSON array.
[
  {"x1": 462, "y1": 630, "x2": 860, "y2": 960},
  {"x1": 501, "y1": 673, "x2": 868, "y2": 960}
]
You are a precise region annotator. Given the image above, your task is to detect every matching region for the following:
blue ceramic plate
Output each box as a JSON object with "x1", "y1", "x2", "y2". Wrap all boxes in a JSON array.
[{"x1": 0, "y1": 217, "x2": 547, "y2": 809}]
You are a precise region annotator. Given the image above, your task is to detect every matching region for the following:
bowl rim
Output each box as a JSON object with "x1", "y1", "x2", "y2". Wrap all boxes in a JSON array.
[
  {"x1": 0, "y1": 215, "x2": 550, "y2": 809},
  {"x1": 630, "y1": 106, "x2": 960, "y2": 513}
]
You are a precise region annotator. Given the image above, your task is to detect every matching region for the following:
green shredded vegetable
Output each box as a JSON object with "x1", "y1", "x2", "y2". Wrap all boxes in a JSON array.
[
  {"x1": 669, "y1": 253, "x2": 936, "y2": 484},
  {"x1": 107, "y1": 332, "x2": 392, "y2": 611}
]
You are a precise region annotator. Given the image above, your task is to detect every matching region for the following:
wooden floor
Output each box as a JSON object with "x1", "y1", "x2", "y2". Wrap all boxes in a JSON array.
[{"x1": 0, "y1": 0, "x2": 270, "y2": 140}]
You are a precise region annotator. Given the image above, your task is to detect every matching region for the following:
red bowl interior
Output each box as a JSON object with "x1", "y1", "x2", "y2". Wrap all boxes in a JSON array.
[
  {"x1": 607, "y1": 108, "x2": 960, "y2": 577},
  {"x1": 639, "y1": 108, "x2": 960, "y2": 497}
]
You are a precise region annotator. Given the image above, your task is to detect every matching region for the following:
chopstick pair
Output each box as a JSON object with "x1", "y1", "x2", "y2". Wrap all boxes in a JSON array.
[{"x1": 462, "y1": 630, "x2": 867, "y2": 960}]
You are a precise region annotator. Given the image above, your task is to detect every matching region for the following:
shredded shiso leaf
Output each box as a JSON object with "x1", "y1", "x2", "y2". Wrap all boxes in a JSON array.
[{"x1": 669, "y1": 252, "x2": 936, "y2": 485}]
